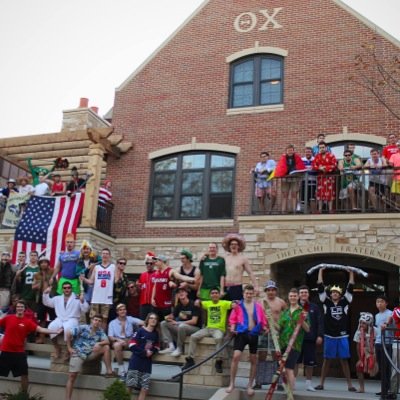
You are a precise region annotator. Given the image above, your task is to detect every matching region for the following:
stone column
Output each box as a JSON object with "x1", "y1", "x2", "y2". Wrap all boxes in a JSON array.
[{"x1": 81, "y1": 143, "x2": 104, "y2": 228}]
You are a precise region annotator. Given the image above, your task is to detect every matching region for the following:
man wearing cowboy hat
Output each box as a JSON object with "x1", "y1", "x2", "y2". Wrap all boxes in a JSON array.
[
  {"x1": 16, "y1": 176, "x2": 34, "y2": 195},
  {"x1": 0, "y1": 178, "x2": 19, "y2": 199},
  {"x1": 315, "y1": 267, "x2": 356, "y2": 391},
  {"x1": 222, "y1": 234, "x2": 259, "y2": 300}
]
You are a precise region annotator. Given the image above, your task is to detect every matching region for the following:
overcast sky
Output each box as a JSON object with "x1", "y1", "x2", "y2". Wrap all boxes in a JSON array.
[{"x1": 0, "y1": 0, "x2": 398, "y2": 138}]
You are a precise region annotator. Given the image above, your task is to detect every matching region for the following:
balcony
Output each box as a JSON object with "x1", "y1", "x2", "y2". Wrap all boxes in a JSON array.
[{"x1": 250, "y1": 169, "x2": 399, "y2": 215}]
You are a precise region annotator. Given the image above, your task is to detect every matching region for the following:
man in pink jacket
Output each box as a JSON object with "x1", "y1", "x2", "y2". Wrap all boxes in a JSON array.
[{"x1": 226, "y1": 285, "x2": 268, "y2": 396}]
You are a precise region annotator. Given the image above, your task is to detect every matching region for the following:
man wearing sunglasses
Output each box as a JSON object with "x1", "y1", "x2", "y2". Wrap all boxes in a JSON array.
[{"x1": 138, "y1": 252, "x2": 156, "y2": 320}]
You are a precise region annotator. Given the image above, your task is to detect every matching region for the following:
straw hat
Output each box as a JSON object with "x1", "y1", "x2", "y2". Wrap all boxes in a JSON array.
[{"x1": 222, "y1": 233, "x2": 246, "y2": 252}]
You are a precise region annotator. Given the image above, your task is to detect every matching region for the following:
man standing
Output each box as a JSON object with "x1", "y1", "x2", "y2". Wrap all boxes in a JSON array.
[
  {"x1": 296, "y1": 285, "x2": 323, "y2": 391},
  {"x1": 50, "y1": 233, "x2": 81, "y2": 294},
  {"x1": 14, "y1": 250, "x2": 40, "y2": 311},
  {"x1": 183, "y1": 288, "x2": 232, "y2": 373},
  {"x1": 42, "y1": 281, "x2": 90, "y2": 358},
  {"x1": 108, "y1": 303, "x2": 143, "y2": 379},
  {"x1": 315, "y1": 268, "x2": 356, "y2": 391},
  {"x1": 82, "y1": 248, "x2": 115, "y2": 329},
  {"x1": 383, "y1": 133, "x2": 398, "y2": 162},
  {"x1": 198, "y1": 243, "x2": 226, "y2": 300},
  {"x1": 0, "y1": 251, "x2": 14, "y2": 309},
  {"x1": 312, "y1": 141, "x2": 338, "y2": 213},
  {"x1": 65, "y1": 314, "x2": 115, "y2": 400},
  {"x1": 138, "y1": 252, "x2": 156, "y2": 320},
  {"x1": 226, "y1": 285, "x2": 268, "y2": 396},
  {"x1": 13, "y1": 251, "x2": 27, "y2": 273},
  {"x1": 251, "y1": 151, "x2": 276, "y2": 213},
  {"x1": 389, "y1": 141, "x2": 400, "y2": 206},
  {"x1": 301, "y1": 147, "x2": 317, "y2": 213},
  {"x1": 0, "y1": 300, "x2": 61, "y2": 393},
  {"x1": 173, "y1": 249, "x2": 199, "y2": 301},
  {"x1": 312, "y1": 133, "x2": 331, "y2": 156},
  {"x1": 159, "y1": 287, "x2": 201, "y2": 356},
  {"x1": 150, "y1": 255, "x2": 195, "y2": 321},
  {"x1": 222, "y1": 234, "x2": 259, "y2": 300}
]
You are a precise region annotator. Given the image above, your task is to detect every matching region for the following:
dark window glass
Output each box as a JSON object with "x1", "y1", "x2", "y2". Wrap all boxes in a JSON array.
[
  {"x1": 149, "y1": 152, "x2": 236, "y2": 220},
  {"x1": 230, "y1": 54, "x2": 283, "y2": 108}
]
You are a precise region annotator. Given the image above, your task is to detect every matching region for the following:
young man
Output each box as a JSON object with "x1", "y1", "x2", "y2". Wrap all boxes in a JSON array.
[
  {"x1": 138, "y1": 252, "x2": 156, "y2": 320},
  {"x1": 389, "y1": 141, "x2": 400, "y2": 206},
  {"x1": 42, "y1": 281, "x2": 90, "y2": 358},
  {"x1": 183, "y1": 288, "x2": 232, "y2": 373},
  {"x1": 338, "y1": 150, "x2": 362, "y2": 210},
  {"x1": 383, "y1": 133, "x2": 398, "y2": 162},
  {"x1": 315, "y1": 267, "x2": 356, "y2": 391},
  {"x1": 198, "y1": 243, "x2": 226, "y2": 300},
  {"x1": 251, "y1": 151, "x2": 276, "y2": 213},
  {"x1": 374, "y1": 294, "x2": 393, "y2": 397},
  {"x1": 222, "y1": 234, "x2": 259, "y2": 300},
  {"x1": 172, "y1": 249, "x2": 200, "y2": 301},
  {"x1": 278, "y1": 288, "x2": 310, "y2": 392},
  {"x1": 65, "y1": 314, "x2": 114, "y2": 400},
  {"x1": 0, "y1": 251, "x2": 14, "y2": 309},
  {"x1": 296, "y1": 285, "x2": 323, "y2": 391},
  {"x1": 108, "y1": 303, "x2": 143, "y2": 379},
  {"x1": 312, "y1": 134, "x2": 331, "y2": 156},
  {"x1": 226, "y1": 285, "x2": 268, "y2": 396},
  {"x1": 159, "y1": 286, "x2": 201, "y2": 356},
  {"x1": 364, "y1": 149, "x2": 388, "y2": 210},
  {"x1": 0, "y1": 300, "x2": 61, "y2": 393},
  {"x1": 301, "y1": 147, "x2": 317, "y2": 213}
]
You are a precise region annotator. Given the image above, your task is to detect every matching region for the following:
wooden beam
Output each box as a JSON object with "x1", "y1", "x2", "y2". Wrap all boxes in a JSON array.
[
  {"x1": 87, "y1": 129, "x2": 120, "y2": 158},
  {"x1": 4, "y1": 140, "x2": 91, "y2": 155},
  {"x1": 11, "y1": 148, "x2": 89, "y2": 160}
]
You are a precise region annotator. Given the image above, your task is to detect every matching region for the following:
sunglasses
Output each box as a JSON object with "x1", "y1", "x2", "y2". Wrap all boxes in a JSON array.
[
  {"x1": 63, "y1": 286, "x2": 72, "y2": 290},
  {"x1": 145, "y1": 262, "x2": 154, "y2": 265},
  {"x1": 128, "y1": 286, "x2": 135, "y2": 289},
  {"x1": 118, "y1": 261, "x2": 127, "y2": 265}
]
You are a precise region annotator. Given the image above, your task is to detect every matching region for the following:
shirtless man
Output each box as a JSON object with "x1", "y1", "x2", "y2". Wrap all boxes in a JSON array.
[
  {"x1": 227, "y1": 285, "x2": 268, "y2": 396},
  {"x1": 255, "y1": 280, "x2": 287, "y2": 389},
  {"x1": 222, "y1": 234, "x2": 259, "y2": 300}
]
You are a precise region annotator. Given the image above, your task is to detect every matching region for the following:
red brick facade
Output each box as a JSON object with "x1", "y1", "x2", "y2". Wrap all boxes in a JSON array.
[{"x1": 108, "y1": 0, "x2": 400, "y2": 238}]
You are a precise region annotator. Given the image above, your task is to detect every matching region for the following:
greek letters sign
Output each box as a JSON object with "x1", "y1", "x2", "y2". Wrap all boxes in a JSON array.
[{"x1": 234, "y1": 8, "x2": 283, "y2": 33}]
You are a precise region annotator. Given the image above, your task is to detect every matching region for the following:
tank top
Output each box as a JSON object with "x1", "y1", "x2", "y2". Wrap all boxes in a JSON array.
[
  {"x1": 179, "y1": 265, "x2": 197, "y2": 301},
  {"x1": 91, "y1": 263, "x2": 115, "y2": 305},
  {"x1": 153, "y1": 267, "x2": 172, "y2": 309}
]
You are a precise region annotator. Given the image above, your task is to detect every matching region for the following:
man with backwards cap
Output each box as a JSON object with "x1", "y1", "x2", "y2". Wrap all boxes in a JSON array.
[{"x1": 315, "y1": 267, "x2": 356, "y2": 391}]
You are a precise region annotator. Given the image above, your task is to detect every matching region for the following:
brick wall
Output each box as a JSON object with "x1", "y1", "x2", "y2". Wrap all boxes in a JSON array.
[{"x1": 107, "y1": 0, "x2": 400, "y2": 238}]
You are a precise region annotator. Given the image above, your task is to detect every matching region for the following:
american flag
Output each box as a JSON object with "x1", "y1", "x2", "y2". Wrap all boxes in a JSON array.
[{"x1": 12, "y1": 193, "x2": 84, "y2": 267}]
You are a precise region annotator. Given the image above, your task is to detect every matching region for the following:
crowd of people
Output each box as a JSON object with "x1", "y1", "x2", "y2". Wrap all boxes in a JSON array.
[
  {"x1": 252, "y1": 133, "x2": 400, "y2": 214},
  {"x1": 0, "y1": 234, "x2": 400, "y2": 399}
]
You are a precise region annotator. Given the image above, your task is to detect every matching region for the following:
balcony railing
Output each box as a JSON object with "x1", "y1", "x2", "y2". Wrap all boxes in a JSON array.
[
  {"x1": 250, "y1": 169, "x2": 400, "y2": 215},
  {"x1": 96, "y1": 201, "x2": 114, "y2": 236}
]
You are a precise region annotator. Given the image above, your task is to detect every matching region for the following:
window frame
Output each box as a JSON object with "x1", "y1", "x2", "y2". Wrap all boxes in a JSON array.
[
  {"x1": 148, "y1": 151, "x2": 236, "y2": 221},
  {"x1": 229, "y1": 54, "x2": 284, "y2": 109}
]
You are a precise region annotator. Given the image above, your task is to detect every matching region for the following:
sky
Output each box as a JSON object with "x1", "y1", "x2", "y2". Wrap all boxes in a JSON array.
[{"x1": 0, "y1": 0, "x2": 399, "y2": 139}]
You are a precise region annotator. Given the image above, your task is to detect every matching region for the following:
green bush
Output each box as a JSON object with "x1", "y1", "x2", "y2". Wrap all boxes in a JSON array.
[
  {"x1": 102, "y1": 379, "x2": 130, "y2": 400},
  {"x1": 0, "y1": 390, "x2": 44, "y2": 400}
]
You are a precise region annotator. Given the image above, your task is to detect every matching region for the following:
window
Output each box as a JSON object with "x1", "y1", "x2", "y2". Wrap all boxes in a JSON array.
[
  {"x1": 149, "y1": 152, "x2": 235, "y2": 220},
  {"x1": 229, "y1": 54, "x2": 283, "y2": 108}
]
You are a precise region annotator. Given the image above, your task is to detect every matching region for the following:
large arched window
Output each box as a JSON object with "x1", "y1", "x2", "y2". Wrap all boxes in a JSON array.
[
  {"x1": 149, "y1": 152, "x2": 235, "y2": 220},
  {"x1": 229, "y1": 54, "x2": 284, "y2": 108}
]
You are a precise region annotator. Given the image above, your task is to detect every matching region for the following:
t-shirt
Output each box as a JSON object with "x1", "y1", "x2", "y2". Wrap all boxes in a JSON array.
[
  {"x1": 34, "y1": 182, "x2": 50, "y2": 196},
  {"x1": 128, "y1": 327, "x2": 160, "y2": 373},
  {"x1": 153, "y1": 267, "x2": 173, "y2": 309},
  {"x1": 375, "y1": 309, "x2": 393, "y2": 344},
  {"x1": 389, "y1": 153, "x2": 400, "y2": 180},
  {"x1": 59, "y1": 250, "x2": 81, "y2": 279},
  {"x1": 383, "y1": 144, "x2": 398, "y2": 160},
  {"x1": 71, "y1": 324, "x2": 108, "y2": 359},
  {"x1": 201, "y1": 300, "x2": 231, "y2": 332},
  {"x1": 199, "y1": 257, "x2": 226, "y2": 290},
  {"x1": 0, "y1": 314, "x2": 37, "y2": 352},
  {"x1": 98, "y1": 187, "x2": 112, "y2": 204},
  {"x1": 20, "y1": 265, "x2": 39, "y2": 301},
  {"x1": 173, "y1": 300, "x2": 201, "y2": 328},
  {"x1": 278, "y1": 307, "x2": 308, "y2": 352},
  {"x1": 91, "y1": 263, "x2": 115, "y2": 305}
]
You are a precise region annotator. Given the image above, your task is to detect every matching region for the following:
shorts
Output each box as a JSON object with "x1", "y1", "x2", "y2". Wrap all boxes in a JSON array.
[
  {"x1": 234, "y1": 333, "x2": 259, "y2": 354},
  {"x1": 126, "y1": 369, "x2": 151, "y2": 391},
  {"x1": 89, "y1": 303, "x2": 111, "y2": 320},
  {"x1": 224, "y1": 285, "x2": 243, "y2": 301},
  {"x1": 255, "y1": 185, "x2": 272, "y2": 198},
  {"x1": 199, "y1": 288, "x2": 212, "y2": 301},
  {"x1": 297, "y1": 341, "x2": 317, "y2": 367},
  {"x1": 258, "y1": 332, "x2": 276, "y2": 352},
  {"x1": 323, "y1": 336, "x2": 350, "y2": 359},
  {"x1": 281, "y1": 177, "x2": 301, "y2": 193},
  {"x1": 282, "y1": 348, "x2": 300, "y2": 370},
  {"x1": 391, "y1": 180, "x2": 400, "y2": 194},
  {"x1": 69, "y1": 352, "x2": 99, "y2": 373},
  {"x1": 0, "y1": 351, "x2": 28, "y2": 377},
  {"x1": 370, "y1": 181, "x2": 386, "y2": 196}
]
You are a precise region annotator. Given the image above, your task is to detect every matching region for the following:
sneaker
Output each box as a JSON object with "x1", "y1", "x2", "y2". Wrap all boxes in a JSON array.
[
  {"x1": 277, "y1": 384, "x2": 284, "y2": 391},
  {"x1": 182, "y1": 357, "x2": 195, "y2": 370},
  {"x1": 119, "y1": 373, "x2": 127, "y2": 382},
  {"x1": 306, "y1": 385, "x2": 316, "y2": 392},
  {"x1": 215, "y1": 359, "x2": 223, "y2": 373},
  {"x1": 171, "y1": 348, "x2": 182, "y2": 357},
  {"x1": 159, "y1": 346, "x2": 175, "y2": 354}
]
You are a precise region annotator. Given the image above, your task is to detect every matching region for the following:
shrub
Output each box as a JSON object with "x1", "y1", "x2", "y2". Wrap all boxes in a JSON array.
[{"x1": 102, "y1": 379, "x2": 130, "y2": 400}]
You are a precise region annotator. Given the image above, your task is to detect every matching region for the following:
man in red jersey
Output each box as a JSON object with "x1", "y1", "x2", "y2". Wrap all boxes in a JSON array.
[
  {"x1": 0, "y1": 300, "x2": 61, "y2": 392},
  {"x1": 383, "y1": 133, "x2": 398, "y2": 162},
  {"x1": 138, "y1": 252, "x2": 156, "y2": 320}
]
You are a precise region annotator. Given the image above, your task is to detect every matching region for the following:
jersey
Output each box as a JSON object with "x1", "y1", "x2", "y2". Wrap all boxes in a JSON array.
[
  {"x1": 199, "y1": 256, "x2": 226, "y2": 290},
  {"x1": 91, "y1": 263, "x2": 115, "y2": 305},
  {"x1": 19, "y1": 265, "x2": 39, "y2": 301},
  {"x1": 0, "y1": 314, "x2": 37, "y2": 352},
  {"x1": 201, "y1": 300, "x2": 232, "y2": 332},
  {"x1": 153, "y1": 267, "x2": 172, "y2": 309},
  {"x1": 128, "y1": 327, "x2": 160, "y2": 373}
]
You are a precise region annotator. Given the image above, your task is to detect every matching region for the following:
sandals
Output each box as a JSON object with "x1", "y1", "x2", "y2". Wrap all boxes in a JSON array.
[{"x1": 104, "y1": 372, "x2": 118, "y2": 378}]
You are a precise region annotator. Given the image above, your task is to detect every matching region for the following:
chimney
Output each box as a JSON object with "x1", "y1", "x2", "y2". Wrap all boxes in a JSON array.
[
  {"x1": 79, "y1": 98, "x2": 89, "y2": 108},
  {"x1": 90, "y1": 106, "x2": 99, "y2": 114}
]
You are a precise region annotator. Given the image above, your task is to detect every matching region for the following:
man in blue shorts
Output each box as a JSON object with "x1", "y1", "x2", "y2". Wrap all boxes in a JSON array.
[{"x1": 315, "y1": 267, "x2": 356, "y2": 391}]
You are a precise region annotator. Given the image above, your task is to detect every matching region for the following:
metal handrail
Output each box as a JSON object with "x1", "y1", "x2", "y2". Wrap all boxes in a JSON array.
[
  {"x1": 382, "y1": 327, "x2": 400, "y2": 372},
  {"x1": 381, "y1": 327, "x2": 400, "y2": 397},
  {"x1": 168, "y1": 335, "x2": 234, "y2": 400}
]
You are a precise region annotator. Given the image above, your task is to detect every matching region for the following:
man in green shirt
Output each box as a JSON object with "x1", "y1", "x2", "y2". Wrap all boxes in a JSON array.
[
  {"x1": 183, "y1": 288, "x2": 232, "y2": 373},
  {"x1": 198, "y1": 243, "x2": 226, "y2": 300},
  {"x1": 278, "y1": 288, "x2": 309, "y2": 392}
]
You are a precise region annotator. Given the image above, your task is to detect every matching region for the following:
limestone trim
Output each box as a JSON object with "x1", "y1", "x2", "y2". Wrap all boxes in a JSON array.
[
  {"x1": 305, "y1": 132, "x2": 386, "y2": 148},
  {"x1": 332, "y1": 0, "x2": 400, "y2": 49},
  {"x1": 227, "y1": 104, "x2": 284, "y2": 115},
  {"x1": 145, "y1": 219, "x2": 234, "y2": 228},
  {"x1": 226, "y1": 45, "x2": 288, "y2": 63},
  {"x1": 116, "y1": 0, "x2": 210, "y2": 92},
  {"x1": 116, "y1": 236, "x2": 222, "y2": 245},
  {"x1": 148, "y1": 143, "x2": 240, "y2": 159}
]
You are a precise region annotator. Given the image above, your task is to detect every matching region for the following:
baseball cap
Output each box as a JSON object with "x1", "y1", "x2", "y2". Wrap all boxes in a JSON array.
[
  {"x1": 152, "y1": 254, "x2": 168, "y2": 263},
  {"x1": 264, "y1": 280, "x2": 278, "y2": 290}
]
